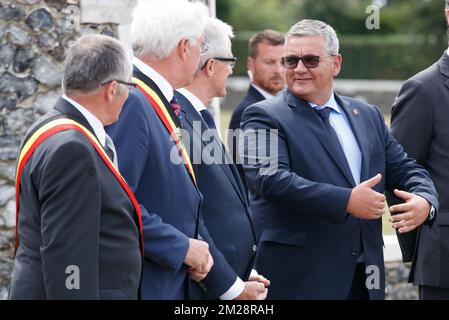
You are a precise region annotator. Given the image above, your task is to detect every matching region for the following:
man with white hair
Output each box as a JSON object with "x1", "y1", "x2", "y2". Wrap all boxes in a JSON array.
[
  {"x1": 175, "y1": 17, "x2": 270, "y2": 300},
  {"x1": 107, "y1": 0, "x2": 229, "y2": 299}
]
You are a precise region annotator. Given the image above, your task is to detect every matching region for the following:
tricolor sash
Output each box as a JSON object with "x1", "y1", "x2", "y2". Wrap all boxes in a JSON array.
[
  {"x1": 132, "y1": 76, "x2": 197, "y2": 185},
  {"x1": 15, "y1": 118, "x2": 144, "y2": 256}
]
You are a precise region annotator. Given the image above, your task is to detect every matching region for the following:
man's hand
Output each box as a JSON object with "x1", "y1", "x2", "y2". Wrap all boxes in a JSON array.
[
  {"x1": 234, "y1": 281, "x2": 268, "y2": 300},
  {"x1": 346, "y1": 174, "x2": 386, "y2": 219},
  {"x1": 389, "y1": 189, "x2": 431, "y2": 233},
  {"x1": 249, "y1": 273, "x2": 271, "y2": 287},
  {"x1": 184, "y1": 238, "x2": 213, "y2": 282}
]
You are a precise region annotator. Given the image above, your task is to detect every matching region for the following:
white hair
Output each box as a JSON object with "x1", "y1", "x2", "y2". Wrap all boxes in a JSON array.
[
  {"x1": 198, "y1": 17, "x2": 234, "y2": 71},
  {"x1": 131, "y1": 0, "x2": 208, "y2": 59},
  {"x1": 287, "y1": 19, "x2": 339, "y2": 56}
]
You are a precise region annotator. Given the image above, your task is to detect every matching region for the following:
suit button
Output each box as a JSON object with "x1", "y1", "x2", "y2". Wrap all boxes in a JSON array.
[
  {"x1": 351, "y1": 250, "x2": 358, "y2": 256},
  {"x1": 253, "y1": 245, "x2": 257, "y2": 252}
]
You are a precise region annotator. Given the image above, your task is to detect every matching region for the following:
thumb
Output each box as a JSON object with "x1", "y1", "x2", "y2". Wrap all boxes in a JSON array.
[
  {"x1": 394, "y1": 189, "x2": 413, "y2": 201},
  {"x1": 361, "y1": 173, "x2": 382, "y2": 189}
]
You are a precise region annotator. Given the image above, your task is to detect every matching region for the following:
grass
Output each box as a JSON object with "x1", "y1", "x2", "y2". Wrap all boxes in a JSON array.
[{"x1": 219, "y1": 109, "x2": 395, "y2": 235}]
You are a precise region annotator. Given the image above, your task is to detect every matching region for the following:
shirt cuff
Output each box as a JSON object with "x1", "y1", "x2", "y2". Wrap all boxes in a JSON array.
[
  {"x1": 219, "y1": 277, "x2": 245, "y2": 300},
  {"x1": 249, "y1": 269, "x2": 258, "y2": 279}
]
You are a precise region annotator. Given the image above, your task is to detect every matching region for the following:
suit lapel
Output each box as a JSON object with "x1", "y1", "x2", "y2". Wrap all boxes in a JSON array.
[
  {"x1": 179, "y1": 95, "x2": 247, "y2": 206},
  {"x1": 335, "y1": 94, "x2": 370, "y2": 183},
  {"x1": 437, "y1": 52, "x2": 449, "y2": 90},
  {"x1": 286, "y1": 91, "x2": 355, "y2": 186}
]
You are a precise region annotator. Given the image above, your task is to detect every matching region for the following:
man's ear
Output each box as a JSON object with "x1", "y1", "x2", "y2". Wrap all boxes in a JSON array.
[
  {"x1": 247, "y1": 56, "x2": 255, "y2": 73},
  {"x1": 178, "y1": 38, "x2": 190, "y2": 60},
  {"x1": 204, "y1": 58, "x2": 215, "y2": 77},
  {"x1": 104, "y1": 81, "x2": 117, "y2": 103},
  {"x1": 332, "y1": 54, "x2": 342, "y2": 77}
]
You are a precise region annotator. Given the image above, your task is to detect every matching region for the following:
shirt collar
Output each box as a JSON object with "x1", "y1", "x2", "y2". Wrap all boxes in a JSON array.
[
  {"x1": 307, "y1": 91, "x2": 341, "y2": 114},
  {"x1": 446, "y1": 48, "x2": 449, "y2": 57},
  {"x1": 177, "y1": 88, "x2": 206, "y2": 114},
  {"x1": 251, "y1": 83, "x2": 274, "y2": 100},
  {"x1": 62, "y1": 94, "x2": 107, "y2": 146},
  {"x1": 133, "y1": 56, "x2": 174, "y2": 102}
]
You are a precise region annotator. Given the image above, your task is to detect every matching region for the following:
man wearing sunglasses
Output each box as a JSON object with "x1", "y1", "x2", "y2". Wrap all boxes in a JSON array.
[{"x1": 240, "y1": 19, "x2": 438, "y2": 300}]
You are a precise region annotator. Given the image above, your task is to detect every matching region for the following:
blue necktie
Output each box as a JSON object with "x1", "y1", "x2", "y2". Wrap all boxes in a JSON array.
[
  {"x1": 200, "y1": 109, "x2": 217, "y2": 130},
  {"x1": 314, "y1": 107, "x2": 351, "y2": 174}
]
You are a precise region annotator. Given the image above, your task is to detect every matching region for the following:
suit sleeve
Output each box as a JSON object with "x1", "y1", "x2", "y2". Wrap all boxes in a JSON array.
[
  {"x1": 372, "y1": 105, "x2": 438, "y2": 210},
  {"x1": 390, "y1": 78, "x2": 433, "y2": 165},
  {"x1": 106, "y1": 93, "x2": 189, "y2": 272},
  {"x1": 38, "y1": 137, "x2": 101, "y2": 299},
  {"x1": 241, "y1": 104, "x2": 352, "y2": 224},
  {"x1": 195, "y1": 219, "x2": 239, "y2": 299}
]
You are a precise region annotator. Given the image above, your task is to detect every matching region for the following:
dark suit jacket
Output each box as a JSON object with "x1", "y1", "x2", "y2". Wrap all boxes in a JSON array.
[
  {"x1": 228, "y1": 85, "x2": 266, "y2": 193},
  {"x1": 391, "y1": 51, "x2": 449, "y2": 288},
  {"x1": 241, "y1": 89, "x2": 438, "y2": 299},
  {"x1": 106, "y1": 67, "x2": 236, "y2": 299},
  {"x1": 175, "y1": 91, "x2": 258, "y2": 299},
  {"x1": 9, "y1": 98, "x2": 142, "y2": 300}
]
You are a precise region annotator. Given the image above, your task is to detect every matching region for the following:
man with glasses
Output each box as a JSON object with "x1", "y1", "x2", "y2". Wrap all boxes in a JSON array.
[
  {"x1": 389, "y1": 0, "x2": 449, "y2": 300},
  {"x1": 105, "y1": 0, "x2": 232, "y2": 299},
  {"x1": 240, "y1": 19, "x2": 438, "y2": 299},
  {"x1": 175, "y1": 17, "x2": 270, "y2": 300},
  {"x1": 228, "y1": 29, "x2": 285, "y2": 193},
  {"x1": 10, "y1": 34, "x2": 142, "y2": 299}
]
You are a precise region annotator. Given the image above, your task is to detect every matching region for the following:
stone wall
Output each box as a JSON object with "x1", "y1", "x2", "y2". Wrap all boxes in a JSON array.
[{"x1": 0, "y1": 0, "x2": 119, "y2": 299}]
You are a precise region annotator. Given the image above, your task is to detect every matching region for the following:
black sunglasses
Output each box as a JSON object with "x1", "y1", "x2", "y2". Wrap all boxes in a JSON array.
[
  {"x1": 101, "y1": 79, "x2": 137, "y2": 89},
  {"x1": 213, "y1": 57, "x2": 237, "y2": 68},
  {"x1": 281, "y1": 54, "x2": 334, "y2": 69}
]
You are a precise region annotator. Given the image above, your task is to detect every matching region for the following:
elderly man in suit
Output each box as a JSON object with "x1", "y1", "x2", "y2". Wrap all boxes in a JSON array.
[
  {"x1": 9, "y1": 34, "x2": 142, "y2": 299},
  {"x1": 240, "y1": 19, "x2": 438, "y2": 300},
  {"x1": 175, "y1": 17, "x2": 270, "y2": 300},
  {"x1": 390, "y1": 0, "x2": 449, "y2": 300},
  {"x1": 106, "y1": 0, "x2": 241, "y2": 299},
  {"x1": 228, "y1": 30, "x2": 285, "y2": 192}
]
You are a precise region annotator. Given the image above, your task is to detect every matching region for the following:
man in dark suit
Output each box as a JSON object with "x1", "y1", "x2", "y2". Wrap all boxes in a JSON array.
[
  {"x1": 175, "y1": 17, "x2": 270, "y2": 300},
  {"x1": 9, "y1": 34, "x2": 142, "y2": 299},
  {"x1": 106, "y1": 0, "x2": 238, "y2": 299},
  {"x1": 390, "y1": 1, "x2": 449, "y2": 300},
  {"x1": 241, "y1": 19, "x2": 438, "y2": 300},
  {"x1": 228, "y1": 30, "x2": 285, "y2": 192}
]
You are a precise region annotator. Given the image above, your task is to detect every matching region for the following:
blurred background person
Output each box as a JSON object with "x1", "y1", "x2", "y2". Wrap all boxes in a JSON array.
[
  {"x1": 175, "y1": 17, "x2": 269, "y2": 300},
  {"x1": 228, "y1": 30, "x2": 285, "y2": 192}
]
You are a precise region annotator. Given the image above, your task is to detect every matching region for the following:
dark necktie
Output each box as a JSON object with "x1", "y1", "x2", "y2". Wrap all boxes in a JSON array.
[
  {"x1": 104, "y1": 134, "x2": 118, "y2": 166},
  {"x1": 200, "y1": 109, "x2": 217, "y2": 130},
  {"x1": 314, "y1": 107, "x2": 350, "y2": 171},
  {"x1": 170, "y1": 97, "x2": 182, "y2": 119}
]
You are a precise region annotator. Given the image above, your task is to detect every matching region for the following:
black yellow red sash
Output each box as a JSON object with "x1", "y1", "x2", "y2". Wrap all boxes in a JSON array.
[
  {"x1": 132, "y1": 77, "x2": 197, "y2": 185},
  {"x1": 15, "y1": 118, "x2": 144, "y2": 256}
]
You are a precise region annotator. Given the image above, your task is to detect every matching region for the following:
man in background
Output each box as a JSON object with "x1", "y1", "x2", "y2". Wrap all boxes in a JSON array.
[
  {"x1": 390, "y1": 0, "x2": 449, "y2": 300},
  {"x1": 228, "y1": 30, "x2": 285, "y2": 191}
]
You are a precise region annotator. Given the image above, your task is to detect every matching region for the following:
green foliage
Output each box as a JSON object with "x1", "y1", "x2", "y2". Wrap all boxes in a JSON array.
[{"x1": 218, "y1": 0, "x2": 449, "y2": 79}]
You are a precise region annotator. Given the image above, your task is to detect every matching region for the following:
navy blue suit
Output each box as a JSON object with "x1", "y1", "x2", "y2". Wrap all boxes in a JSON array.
[
  {"x1": 241, "y1": 89, "x2": 438, "y2": 299},
  {"x1": 175, "y1": 91, "x2": 258, "y2": 298},
  {"x1": 228, "y1": 85, "x2": 266, "y2": 193},
  {"x1": 106, "y1": 67, "x2": 235, "y2": 299}
]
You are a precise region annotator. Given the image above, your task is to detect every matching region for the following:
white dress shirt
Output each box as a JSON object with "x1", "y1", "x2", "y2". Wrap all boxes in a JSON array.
[
  {"x1": 133, "y1": 57, "x2": 174, "y2": 102},
  {"x1": 251, "y1": 83, "x2": 275, "y2": 100}
]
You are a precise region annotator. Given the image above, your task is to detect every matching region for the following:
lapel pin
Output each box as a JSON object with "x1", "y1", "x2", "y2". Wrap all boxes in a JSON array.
[{"x1": 352, "y1": 108, "x2": 359, "y2": 116}]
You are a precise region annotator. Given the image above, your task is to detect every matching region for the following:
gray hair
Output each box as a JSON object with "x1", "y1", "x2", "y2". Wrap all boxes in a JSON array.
[
  {"x1": 131, "y1": 0, "x2": 208, "y2": 60},
  {"x1": 198, "y1": 17, "x2": 234, "y2": 71},
  {"x1": 62, "y1": 34, "x2": 131, "y2": 95},
  {"x1": 287, "y1": 19, "x2": 339, "y2": 56}
]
